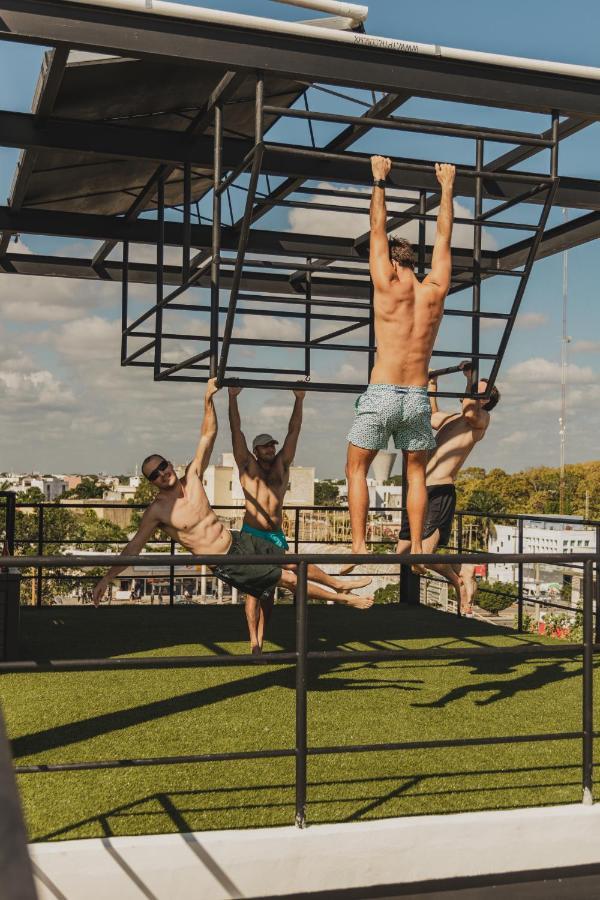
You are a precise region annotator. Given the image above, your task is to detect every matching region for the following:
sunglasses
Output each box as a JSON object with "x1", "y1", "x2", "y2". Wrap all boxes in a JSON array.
[{"x1": 147, "y1": 459, "x2": 169, "y2": 482}]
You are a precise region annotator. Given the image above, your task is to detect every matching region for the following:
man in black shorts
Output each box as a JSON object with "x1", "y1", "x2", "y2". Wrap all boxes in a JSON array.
[{"x1": 397, "y1": 364, "x2": 500, "y2": 614}]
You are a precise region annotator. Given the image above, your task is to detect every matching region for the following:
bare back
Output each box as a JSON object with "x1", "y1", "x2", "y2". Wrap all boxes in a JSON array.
[
  {"x1": 156, "y1": 469, "x2": 231, "y2": 555},
  {"x1": 239, "y1": 456, "x2": 289, "y2": 531},
  {"x1": 371, "y1": 271, "x2": 445, "y2": 386},
  {"x1": 427, "y1": 412, "x2": 489, "y2": 486}
]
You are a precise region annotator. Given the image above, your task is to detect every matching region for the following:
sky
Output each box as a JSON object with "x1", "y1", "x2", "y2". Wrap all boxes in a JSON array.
[{"x1": 0, "y1": 0, "x2": 599, "y2": 479}]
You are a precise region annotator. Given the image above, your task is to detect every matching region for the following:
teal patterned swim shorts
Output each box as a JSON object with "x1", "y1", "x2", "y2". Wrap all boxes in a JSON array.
[{"x1": 347, "y1": 384, "x2": 436, "y2": 452}]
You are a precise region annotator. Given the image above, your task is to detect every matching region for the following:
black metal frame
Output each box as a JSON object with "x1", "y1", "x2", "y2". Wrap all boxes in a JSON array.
[
  {"x1": 0, "y1": 3, "x2": 597, "y2": 398},
  {"x1": 0, "y1": 548, "x2": 597, "y2": 829}
]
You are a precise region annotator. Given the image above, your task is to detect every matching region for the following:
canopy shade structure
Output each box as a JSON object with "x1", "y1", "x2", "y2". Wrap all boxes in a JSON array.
[{"x1": 1, "y1": 0, "x2": 599, "y2": 397}]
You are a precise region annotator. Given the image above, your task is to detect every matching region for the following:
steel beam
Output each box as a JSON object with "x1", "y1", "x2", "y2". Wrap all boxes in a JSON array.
[{"x1": 4, "y1": 0, "x2": 600, "y2": 118}]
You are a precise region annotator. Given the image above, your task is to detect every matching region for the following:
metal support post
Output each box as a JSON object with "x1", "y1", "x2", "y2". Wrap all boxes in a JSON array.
[
  {"x1": 294, "y1": 507, "x2": 300, "y2": 554},
  {"x1": 295, "y1": 560, "x2": 308, "y2": 828},
  {"x1": 120, "y1": 240, "x2": 129, "y2": 365},
  {"x1": 304, "y1": 259, "x2": 312, "y2": 377},
  {"x1": 36, "y1": 506, "x2": 43, "y2": 608},
  {"x1": 595, "y1": 525, "x2": 600, "y2": 644},
  {"x1": 217, "y1": 73, "x2": 265, "y2": 385},
  {"x1": 550, "y1": 111, "x2": 559, "y2": 180},
  {"x1": 210, "y1": 103, "x2": 223, "y2": 378},
  {"x1": 367, "y1": 281, "x2": 375, "y2": 380},
  {"x1": 169, "y1": 539, "x2": 175, "y2": 606},
  {"x1": 182, "y1": 160, "x2": 192, "y2": 284},
  {"x1": 582, "y1": 559, "x2": 594, "y2": 805},
  {"x1": 153, "y1": 177, "x2": 165, "y2": 380},
  {"x1": 517, "y1": 518, "x2": 524, "y2": 632},
  {"x1": 5, "y1": 492, "x2": 16, "y2": 556},
  {"x1": 418, "y1": 190, "x2": 426, "y2": 276},
  {"x1": 471, "y1": 139, "x2": 483, "y2": 390}
]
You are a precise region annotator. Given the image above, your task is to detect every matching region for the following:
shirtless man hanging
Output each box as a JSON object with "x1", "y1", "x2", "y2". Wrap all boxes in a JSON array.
[
  {"x1": 228, "y1": 385, "x2": 372, "y2": 649},
  {"x1": 92, "y1": 380, "x2": 373, "y2": 653},
  {"x1": 345, "y1": 155, "x2": 456, "y2": 575},
  {"x1": 397, "y1": 363, "x2": 500, "y2": 614}
]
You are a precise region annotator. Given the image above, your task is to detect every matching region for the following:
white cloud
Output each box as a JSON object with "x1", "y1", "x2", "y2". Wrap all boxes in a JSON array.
[
  {"x1": 571, "y1": 340, "x2": 600, "y2": 353},
  {"x1": 287, "y1": 182, "x2": 498, "y2": 251},
  {"x1": 500, "y1": 430, "x2": 528, "y2": 445},
  {"x1": 505, "y1": 357, "x2": 596, "y2": 385}
]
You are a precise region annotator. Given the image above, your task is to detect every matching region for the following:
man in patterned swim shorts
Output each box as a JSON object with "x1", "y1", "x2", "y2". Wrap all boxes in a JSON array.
[{"x1": 344, "y1": 154, "x2": 456, "y2": 574}]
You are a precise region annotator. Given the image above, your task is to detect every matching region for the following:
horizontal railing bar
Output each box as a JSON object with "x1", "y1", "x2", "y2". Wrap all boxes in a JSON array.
[
  {"x1": 480, "y1": 183, "x2": 551, "y2": 221},
  {"x1": 156, "y1": 350, "x2": 212, "y2": 379},
  {"x1": 262, "y1": 106, "x2": 553, "y2": 147},
  {"x1": 266, "y1": 144, "x2": 554, "y2": 185},
  {"x1": 12, "y1": 731, "x2": 587, "y2": 775},
  {"x1": 122, "y1": 339, "x2": 156, "y2": 365},
  {"x1": 1, "y1": 552, "x2": 595, "y2": 568},
  {"x1": 217, "y1": 143, "x2": 261, "y2": 196}
]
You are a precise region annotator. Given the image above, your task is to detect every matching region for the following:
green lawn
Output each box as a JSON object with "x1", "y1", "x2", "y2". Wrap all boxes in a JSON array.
[{"x1": 0, "y1": 604, "x2": 595, "y2": 842}]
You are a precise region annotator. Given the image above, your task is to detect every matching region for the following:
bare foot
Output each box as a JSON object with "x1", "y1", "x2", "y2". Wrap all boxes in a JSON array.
[
  {"x1": 340, "y1": 545, "x2": 369, "y2": 575},
  {"x1": 337, "y1": 576, "x2": 373, "y2": 592},
  {"x1": 411, "y1": 564, "x2": 427, "y2": 576},
  {"x1": 251, "y1": 644, "x2": 262, "y2": 656},
  {"x1": 343, "y1": 593, "x2": 374, "y2": 610}
]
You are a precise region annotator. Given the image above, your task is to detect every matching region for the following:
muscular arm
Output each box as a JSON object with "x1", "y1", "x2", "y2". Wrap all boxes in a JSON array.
[
  {"x1": 92, "y1": 506, "x2": 160, "y2": 604},
  {"x1": 191, "y1": 378, "x2": 219, "y2": 478},
  {"x1": 369, "y1": 155, "x2": 394, "y2": 291},
  {"x1": 279, "y1": 391, "x2": 304, "y2": 466},
  {"x1": 425, "y1": 163, "x2": 455, "y2": 297},
  {"x1": 228, "y1": 389, "x2": 252, "y2": 472}
]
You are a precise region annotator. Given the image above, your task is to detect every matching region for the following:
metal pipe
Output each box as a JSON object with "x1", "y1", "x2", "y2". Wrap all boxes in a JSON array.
[
  {"x1": 262, "y1": 104, "x2": 553, "y2": 148},
  {"x1": 551, "y1": 111, "x2": 560, "y2": 180},
  {"x1": 120, "y1": 240, "x2": 129, "y2": 365},
  {"x1": 305, "y1": 259, "x2": 312, "y2": 376},
  {"x1": 157, "y1": 349, "x2": 212, "y2": 380},
  {"x1": 418, "y1": 190, "x2": 426, "y2": 277},
  {"x1": 273, "y1": 0, "x2": 368, "y2": 22},
  {"x1": 582, "y1": 559, "x2": 594, "y2": 804},
  {"x1": 517, "y1": 518, "x2": 524, "y2": 632},
  {"x1": 471, "y1": 139, "x2": 483, "y2": 392},
  {"x1": 211, "y1": 101, "x2": 223, "y2": 379},
  {"x1": 182, "y1": 161, "x2": 192, "y2": 284},
  {"x1": 153, "y1": 176, "x2": 165, "y2": 380},
  {"x1": 36, "y1": 506, "x2": 43, "y2": 607},
  {"x1": 5, "y1": 492, "x2": 16, "y2": 557},
  {"x1": 217, "y1": 75, "x2": 265, "y2": 385},
  {"x1": 169, "y1": 538, "x2": 175, "y2": 605},
  {"x1": 60, "y1": 1, "x2": 600, "y2": 82},
  {"x1": 295, "y1": 560, "x2": 308, "y2": 828},
  {"x1": 595, "y1": 525, "x2": 600, "y2": 644}
]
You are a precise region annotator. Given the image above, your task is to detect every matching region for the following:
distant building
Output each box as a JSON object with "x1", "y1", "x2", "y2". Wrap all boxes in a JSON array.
[
  {"x1": 103, "y1": 484, "x2": 137, "y2": 502},
  {"x1": 9, "y1": 475, "x2": 67, "y2": 501},
  {"x1": 203, "y1": 453, "x2": 315, "y2": 511}
]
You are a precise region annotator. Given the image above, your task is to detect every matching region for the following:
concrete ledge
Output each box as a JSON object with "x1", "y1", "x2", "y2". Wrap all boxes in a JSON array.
[{"x1": 30, "y1": 802, "x2": 600, "y2": 900}]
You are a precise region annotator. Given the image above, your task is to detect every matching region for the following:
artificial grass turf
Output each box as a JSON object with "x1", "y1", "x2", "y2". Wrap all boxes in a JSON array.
[{"x1": 1, "y1": 604, "x2": 595, "y2": 842}]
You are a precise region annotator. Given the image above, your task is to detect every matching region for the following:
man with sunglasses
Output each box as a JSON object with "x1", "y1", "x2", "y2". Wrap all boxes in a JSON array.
[
  {"x1": 228, "y1": 385, "x2": 372, "y2": 650},
  {"x1": 92, "y1": 379, "x2": 373, "y2": 650}
]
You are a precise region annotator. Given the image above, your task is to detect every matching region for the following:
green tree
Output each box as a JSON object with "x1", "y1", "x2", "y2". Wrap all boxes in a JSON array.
[
  {"x1": 314, "y1": 481, "x2": 340, "y2": 507},
  {"x1": 466, "y1": 488, "x2": 505, "y2": 549},
  {"x1": 64, "y1": 476, "x2": 107, "y2": 499},
  {"x1": 374, "y1": 582, "x2": 399, "y2": 604},
  {"x1": 476, "y1": 579, "x2": 517, "y2": 615}
]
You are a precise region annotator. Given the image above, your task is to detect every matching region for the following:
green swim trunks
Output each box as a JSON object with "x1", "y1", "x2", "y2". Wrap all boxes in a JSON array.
[{"x1": 214, "y1": 530, "x2": 282, "y2": 600}]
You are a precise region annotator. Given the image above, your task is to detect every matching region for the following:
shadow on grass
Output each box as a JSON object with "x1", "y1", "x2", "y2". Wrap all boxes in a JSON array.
[
  {"x1": 34, "y1": 759, "x2": 585, "y2": 842},
  {"x1": 19, "y1": 603, "x2": 548, "y2": 662}
]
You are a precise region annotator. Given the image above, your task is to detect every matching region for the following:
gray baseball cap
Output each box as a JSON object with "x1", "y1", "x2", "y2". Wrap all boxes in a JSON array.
[{"x1": 252, "y1": 433, "x2": 278, "y2": 451}]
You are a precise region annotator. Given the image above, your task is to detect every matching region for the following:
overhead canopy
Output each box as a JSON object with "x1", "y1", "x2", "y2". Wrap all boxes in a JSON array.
[{"x1": 10, "y1": 51, "x2": 304, "y2": 215}]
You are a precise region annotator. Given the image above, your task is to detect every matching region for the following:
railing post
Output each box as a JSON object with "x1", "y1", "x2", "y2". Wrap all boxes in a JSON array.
[
  {"x1": 6, "y1": 492, "x2": 16, "y2": 556},
  {"x1": 36, "y1": 505, "x2": 44, "y2": 608},
  {"x1": 295, "y1": 560, "x2": 308, "y2": 828},
  {"x1": 169, "y1": 539, "x2": 175, "y2": 606},
  {"x1": 583, "y1": 559, "x2": 594, "y2": 805},
  {"x1": 456, "y1": 512, "x2": 463, "y2": 617},
  {"x1": 294, "y1": 507, "x2": 300, "y2": 554},
  {"x1": 517, "y1": 518, "x2": 524, "y2": 632},
  {"x1": 595, "y1": 525, "x2": 600, "y2": 644}
]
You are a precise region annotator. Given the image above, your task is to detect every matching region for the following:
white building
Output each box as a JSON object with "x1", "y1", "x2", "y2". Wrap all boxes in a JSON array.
[
  {"x1": 488, "y1": 521, "x2": 596, "y2": 587},
  {"x1": 202, "y1": 453, "x2": 315, "y2": 511},
  {"x1": 8, "y1": 475, "x2": 67, "y2": 501}
]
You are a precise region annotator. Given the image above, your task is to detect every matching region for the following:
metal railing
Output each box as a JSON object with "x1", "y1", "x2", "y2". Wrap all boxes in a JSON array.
[{"x1": 0, "y1": 548, "x2": 597, "y2": 827}]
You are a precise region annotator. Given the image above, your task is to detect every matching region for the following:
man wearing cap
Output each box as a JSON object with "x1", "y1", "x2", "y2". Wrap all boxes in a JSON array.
[{"x1": 228, "y1": 385, "x2": 372, "y2": 649}]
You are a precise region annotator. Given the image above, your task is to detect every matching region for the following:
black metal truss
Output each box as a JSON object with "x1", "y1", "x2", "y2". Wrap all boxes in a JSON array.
[{"x1": 0, "y1": 1, "x2": 598, "y2": 397}]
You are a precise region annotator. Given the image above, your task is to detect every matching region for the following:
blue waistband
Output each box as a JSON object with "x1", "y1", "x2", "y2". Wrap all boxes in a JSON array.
[{"x1": 241, "y1": 522, "x2": 289, "y2": 550}]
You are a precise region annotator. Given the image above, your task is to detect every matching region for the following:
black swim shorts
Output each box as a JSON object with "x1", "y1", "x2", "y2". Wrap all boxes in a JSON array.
[
  {"x1": 213, "y1": 530, "x2": 282, "y2": 600},
  {"x1": 398, "y1": 484, "x2": 457, "y2": 547}
]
